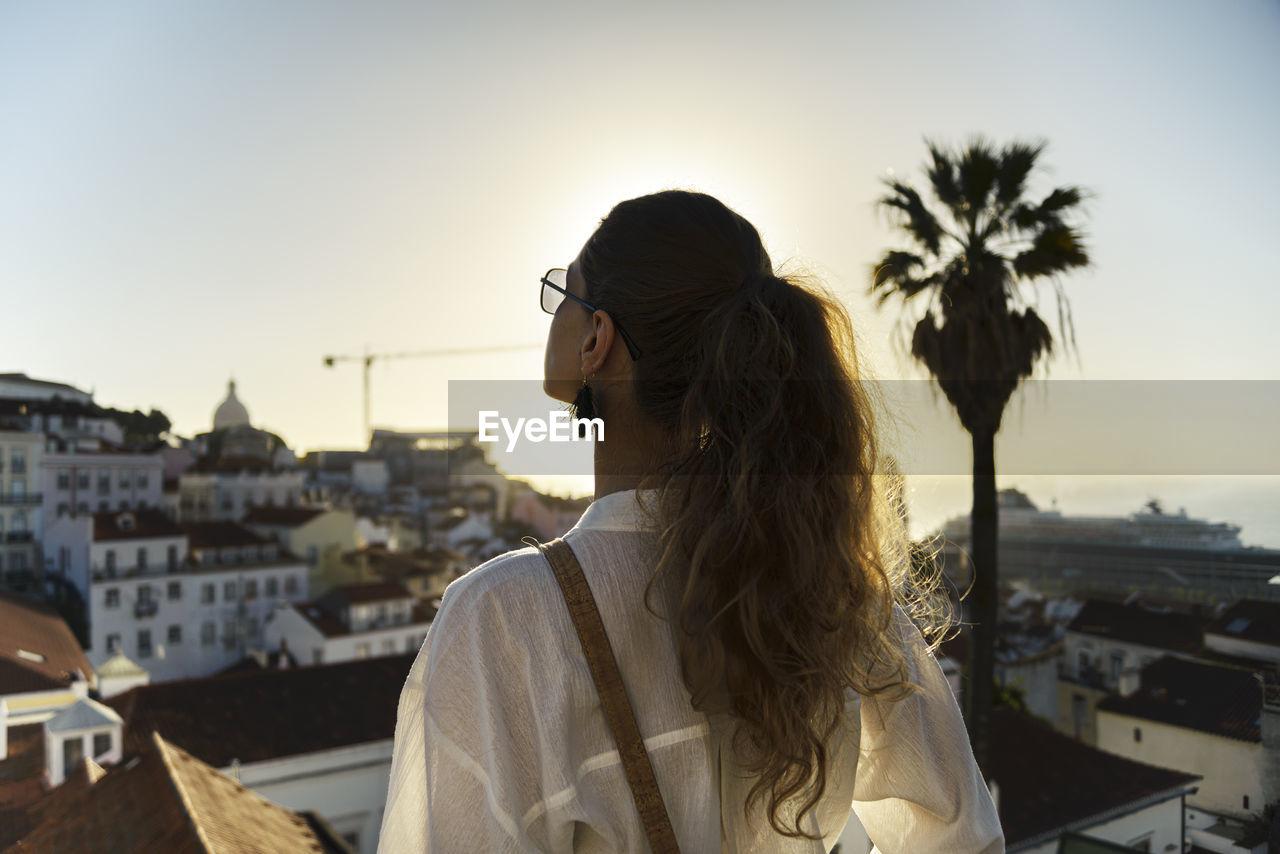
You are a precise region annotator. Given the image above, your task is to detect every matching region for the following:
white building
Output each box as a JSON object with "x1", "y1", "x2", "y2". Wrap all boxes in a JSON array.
[
  {"x1": 0, "y1": 427, "x2": 45, "y2": 587},
  {"x1": 1056, "y1": 596, "x2": 1205, "y2": 745},
  {"x1": 43, "y1": 509, "x2": 310, "y2": 681},
  {"x1": 178, "y1": 461, "x2": 305, "y2": 522},
  {"x1": 40, "y1": 446, "x2": 165, "y2": 523},
  {"x1": 263, "y1": 581, "x2": 432, "y2": 666}
]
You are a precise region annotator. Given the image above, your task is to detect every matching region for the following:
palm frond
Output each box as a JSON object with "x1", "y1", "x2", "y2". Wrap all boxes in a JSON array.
[
  {"x1": 877, "y1": 180, "x2": 944, "y2": 255},
  {"x1": 994, "y1": 141, "x2": 1044, "y2": 207},
  {"x1": 1012, "y1": 225, "x2": 1090, "y2": 279},
  {"x1": 956, "y1": 139, "x2": 1001, "y2": 229},
  {"x1": 925, "y1": 141, "x2": 964, "y2": 222}
]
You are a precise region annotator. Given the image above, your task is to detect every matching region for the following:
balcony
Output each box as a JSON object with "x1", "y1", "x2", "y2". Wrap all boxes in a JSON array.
[
  {"x1": 134, "y1": 599, "x2": 159, "y2": 618},
  {"x1": 5, "y1": 532, "x2": 34, "y2": 544},
  {"x1": 0, "y1": 494, "x2": 41, "y2": 506}
]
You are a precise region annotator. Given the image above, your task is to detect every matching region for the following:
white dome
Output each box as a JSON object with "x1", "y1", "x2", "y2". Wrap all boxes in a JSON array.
[{"x1": 213, "y1": 379, "x2": 251, "y2": 430}]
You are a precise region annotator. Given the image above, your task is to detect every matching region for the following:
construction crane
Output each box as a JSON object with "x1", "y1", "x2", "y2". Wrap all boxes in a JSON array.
[{"x1": 323, "y1": 343, "x2": 544, "y2": 445}]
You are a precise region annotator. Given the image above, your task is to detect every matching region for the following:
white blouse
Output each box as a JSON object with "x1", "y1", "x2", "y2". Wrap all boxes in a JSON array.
[{"x1": 377, "y1": 489, "x2": 1005, "y2": 853}]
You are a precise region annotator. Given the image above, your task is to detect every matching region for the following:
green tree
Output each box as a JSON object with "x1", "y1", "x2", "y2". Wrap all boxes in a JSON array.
[{"x1": 868, "y1": 135, "x2": 1092, "y2": 776}]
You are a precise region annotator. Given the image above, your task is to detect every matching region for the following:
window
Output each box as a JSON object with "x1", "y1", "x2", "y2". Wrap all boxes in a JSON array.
[
  {"x1": 118, "y1": 499, "x2": 130, "y2": 511},
  {"x1": 119, "y1": 471, "x2": 131, "y2": 489},
  {"x1": 306, "y1": 546, "x2": 318, "y2": 567},
  {"x1": 1077, "y1": 651, "x2": 1089, "y2": 672},
  {"x1": 1109, "y1": 652, "x2": 1124, "y2": 683},
  {"x1": 78, "y1": 471, "x2": 90, "y2": 489},
  {"x1": 98, "y1": 500, "x2": 109, "y2": 512},
  {"x1": 382, "y1": 639, "x2": 396, "y2": 654},
  {"x1": 137, "y1": 584, "x2": 153, "y2": 604},
  {"x1": 245, "y1": 579, "x2": 258, "y2": 600},
  {"x1": 138, "y1": 472, "x2": 149, "y2": 490},
  {"x1": 284, "y1": 575, "x2": 298, "y2": 595},
  {"x1": 57, "y1": 503, "x2": 69, "y2": 517},
  {"x1": 201, "y1": 583, "x2": 215, "y2": 604},
  {"x1": 11, "y1": 480, "x2": 25, "y2": 501},
  {"x1": 137, "y1": 547, "x2": 147, "y2": 570},
  {"x1": 62, "y1": 737, "x2": 84, "y2": 774},
  {"x1": 106, "y1": 633, "x2": 121, "y2": 653},
  {"x1": 355, "y1": 643, "x2": 370, "y2": 659},
  {"x1": 1244, "y1": 795, "x2": 1250, "y2": 810},
  {"x1": 1134, "y1": 727, "x2": 1142, "y2": 742},
  {"x1": 220, "y1": 495, "x2": 234, "y2": 513},
  {"x1": 12, "y1": 512, "x2": 25, "y2": 533},
  {"x1": 167, "y1": 581, "x2": 181, "y2": 600},
  {"x1": 105, "y1": 551, "x2": 116, "y2": 572},
  {"x1": 265, "y1": 577, "x2": 278, "y2": 597},
  {"x1": 167, "y1": 545, "x2": 178, "y2": 570},
  {"x1": 222, "y1": 619, "x2": 237, "y2": 649},
  {"x1": 201, "y1": 621, "x2": 216, "y2": 646},
  {"x1": 224, "y1": 580, "x2": 237, "y2": 601},
  {"x1": 11, "y1": 450, "x2": 26, "y2": 475},
  {"x1": 93, "y1": 733, "x2": 111, "y2": 758},
  {"x1": 137, "y1": 629, "x2": 152, "y2": 658},
  {"x1": 97, "y1": 473, "x2": 110, "y2": 495},
  {"x1": 56, "y1": 471, "x2": 70, "y2": 490},
  {"x1": 167, "y1": 624, "x2": 181, "y2": 644},
  {"x1": 406, "y1": 635, "x2": 417, "y2": 652},
  {"x1": 105, "y1": 588, "x2": 120, "y2": 608}
]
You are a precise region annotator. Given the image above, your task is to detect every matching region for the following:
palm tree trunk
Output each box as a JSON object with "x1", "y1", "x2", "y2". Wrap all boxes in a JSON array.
[{"x1": 964, "y1": 424, "x2": 998, "y2": 780}]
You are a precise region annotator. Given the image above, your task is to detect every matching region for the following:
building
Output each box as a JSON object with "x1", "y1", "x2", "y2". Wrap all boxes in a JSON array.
[
  {"x1": 102, "y1": 653, "x2": 414, "y2": 852},
  {"x1": 0, "y1": 729, "x2": 355, "y2": 852},
  {"x1": 262, "y1": 581, "x2": 433, "y2": 666},
  {"x1": 1096, "y1": 655, "x2": 1276, "y2": 852},
  {"x1": 0, "y1": 591, "x2": 96, "y2": 761},
  {"x1": 989, "y1": 706, "x2": 1201, "y2": 853},
  {"x1": 242, "y1": 505, "x2": 359, "y2": 597},
  {"x1": 0, "y1": 429, "x2": 44, "y2": 590},
  {"x1": 177, "y1": 457, "x2": 305, "y2": 522},
  {"x1": 1056, "y1": 596, "x2": 1207, "y2": 745}
]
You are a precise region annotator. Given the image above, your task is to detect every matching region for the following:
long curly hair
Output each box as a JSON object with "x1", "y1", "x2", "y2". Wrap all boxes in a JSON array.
[{"x1": 577, "y1": 189, "x2": 957, "y2": 839}]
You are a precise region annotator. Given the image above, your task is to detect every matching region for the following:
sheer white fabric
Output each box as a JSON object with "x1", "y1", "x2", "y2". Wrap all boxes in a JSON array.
[{"x1": 377, "y1": 488, "x2": 1004, "y2": 853}]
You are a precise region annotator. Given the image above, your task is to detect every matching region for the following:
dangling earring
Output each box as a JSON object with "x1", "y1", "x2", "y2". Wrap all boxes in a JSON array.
[{"x1": 570, "y1": 371, "x2": 598, "y2": 438}]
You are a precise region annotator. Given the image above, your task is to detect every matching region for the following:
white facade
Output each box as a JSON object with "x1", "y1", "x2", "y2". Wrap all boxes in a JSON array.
[
  {"x1": 178, "y1": 469, "x2": 305, "y2": 521},
  {"x1": 0, "y1": 430, "x2": 45, "y2": 582},
  {"x1": 1063, "y1": 629, "x2": 1166, "y2": 693},
  {"x1": 1008, "y1": 793, "x2": 1187, "y2": 854},
  {"x1": 42, "y1": 697, "x2": 124, "y2": 786},
  {"x1": 352, "y1": 460, "x2": 389, "y2": 494},
  {"x1": 41, "y1": 450, "x2": 165, "y2": 520},
  {"x1": 1097, "y1": 708, "x2": 1263, "y2": 821},
  {"x1": 42, "y1": 512, "x2": 185, "y2": 605},
  {"x1": 88, "y1": 559, "x2": 309, "y2": 681},
  {"x1": 263, "y1": 600, "x2": 428, "y2": 666},
  {"x1": 230, "y1": 739, "x2": 394, "y2": 854}
]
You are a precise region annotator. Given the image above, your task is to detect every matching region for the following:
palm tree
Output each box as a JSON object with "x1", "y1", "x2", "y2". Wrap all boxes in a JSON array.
[{"x1": 868, "y1": 135, "x2": 1092, "y2": 776}]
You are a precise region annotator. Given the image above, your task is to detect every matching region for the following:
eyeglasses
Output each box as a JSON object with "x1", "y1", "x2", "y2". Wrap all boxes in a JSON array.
[{"x1": 540, "y1": 267, "x2": 643, "y2": 360}]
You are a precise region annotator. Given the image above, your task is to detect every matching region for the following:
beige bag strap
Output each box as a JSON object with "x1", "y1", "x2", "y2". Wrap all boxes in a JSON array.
[{"x1": 527, "y1": 536, "x2": 682, "y2": 854}]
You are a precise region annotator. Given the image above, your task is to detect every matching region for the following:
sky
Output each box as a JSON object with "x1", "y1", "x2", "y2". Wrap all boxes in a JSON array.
[{"x1": 2, "y1": 0, "x2": 1278, "y2": 544}]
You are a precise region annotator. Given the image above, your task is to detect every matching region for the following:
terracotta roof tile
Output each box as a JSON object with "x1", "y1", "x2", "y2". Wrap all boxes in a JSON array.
[
  {"x1": 1097, "y1": 655, "x2": 1263, "y2": 742},
  {"x1": 91, "y1": 509, "x2": 184, "y2": 542},
  {"x1": 180, "y1": 521, "x2": 272, "y2": 549},
  {"x1": 2, "y1": 731, "x2": 343, "y2": 853},
  {"x1": 242, "y1": 506, "x2": 327, "y2": 527},
  {"x1": 1066, "y1": 598, "x2": 1205, "y2": 652},
  {"x1": 990, "y1": 705, "x2": 1199, "y2": 848},
  {"x1": 0, "y1": 591, "x2": 95, "y2": 694},
  {"x1": 0, "y1": 724, "x2": 46, "y2": 850},
  {"x1": 102, "y1": 654, "x2": 414, "y2": 767},
  {"x1": 1205, "y1": 598, "x2": 1280, "y2": 647},
  {"x1": 320, "y1": 581, "x2": 414, "y2": 606}
]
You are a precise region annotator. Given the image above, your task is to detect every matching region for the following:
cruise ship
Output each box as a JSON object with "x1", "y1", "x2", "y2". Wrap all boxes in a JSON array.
[{"x1": 938, "y1": 489, "x2": 1280, "y2": 604}]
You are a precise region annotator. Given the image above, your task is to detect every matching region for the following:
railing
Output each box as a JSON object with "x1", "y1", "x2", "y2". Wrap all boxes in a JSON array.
[
  {"x1": 134, "y1": 599, "x2": 159, "y2": 618},
  {"x1": 0, "y1": 494, "x2": 42, "y2": 506},
  {"x1": 5, "y1": 532, "x2": 34, "y2": 544}
]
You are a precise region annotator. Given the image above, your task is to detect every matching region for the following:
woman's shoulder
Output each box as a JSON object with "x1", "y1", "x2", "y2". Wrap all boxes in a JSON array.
[{"x1": 432, "y1": 542, "x2": 559, "y2": 629}]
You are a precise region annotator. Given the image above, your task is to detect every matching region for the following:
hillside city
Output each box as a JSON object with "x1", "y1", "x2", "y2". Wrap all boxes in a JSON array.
[{"x1": 0, "y1": 370, "x2": 1277, "y2": 853}]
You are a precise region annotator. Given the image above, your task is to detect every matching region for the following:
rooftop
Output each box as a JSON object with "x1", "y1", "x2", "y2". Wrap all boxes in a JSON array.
[
  {"x1": 92, "y1": 509, "x2": 184, "y2": 543},
  {"x1": 1096, "y1": 655, "x2": 1263, "y2": 742},
  {"x1": 1, "y1": 731, "x2": 352, "y2": 853},
  {"x1": 988, "y1": 705, "x2": 1200, "y2": 848},
  {"x1": 180, "y1": 521, "x2": 272, "y2": 550},
  {"x1": 1066, "y1": 598, "x2": 1205, "y2": 652},
  {"x1": 1205, "y1": 597, "x2": 1280, "y2": 647},
  {"x1": 0, "y1": 591, "x2": 95, "y2": 695},
  {"x1": 241, "y1": 506, "x2": 327, "y2": 527},
  {"x1": 103, "y1": 653, "x2": 414, "y2": 767}
]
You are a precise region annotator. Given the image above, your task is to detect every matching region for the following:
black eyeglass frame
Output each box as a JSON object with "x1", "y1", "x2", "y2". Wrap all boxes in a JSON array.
[{"x1": 541, "y1": 267, "x2": 644, "y2": 361}]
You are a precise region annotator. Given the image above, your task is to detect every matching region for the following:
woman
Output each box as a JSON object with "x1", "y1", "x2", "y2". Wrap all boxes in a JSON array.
[{"x1": 377, "y1": 190, "x2": 1004, "y2": 852}]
